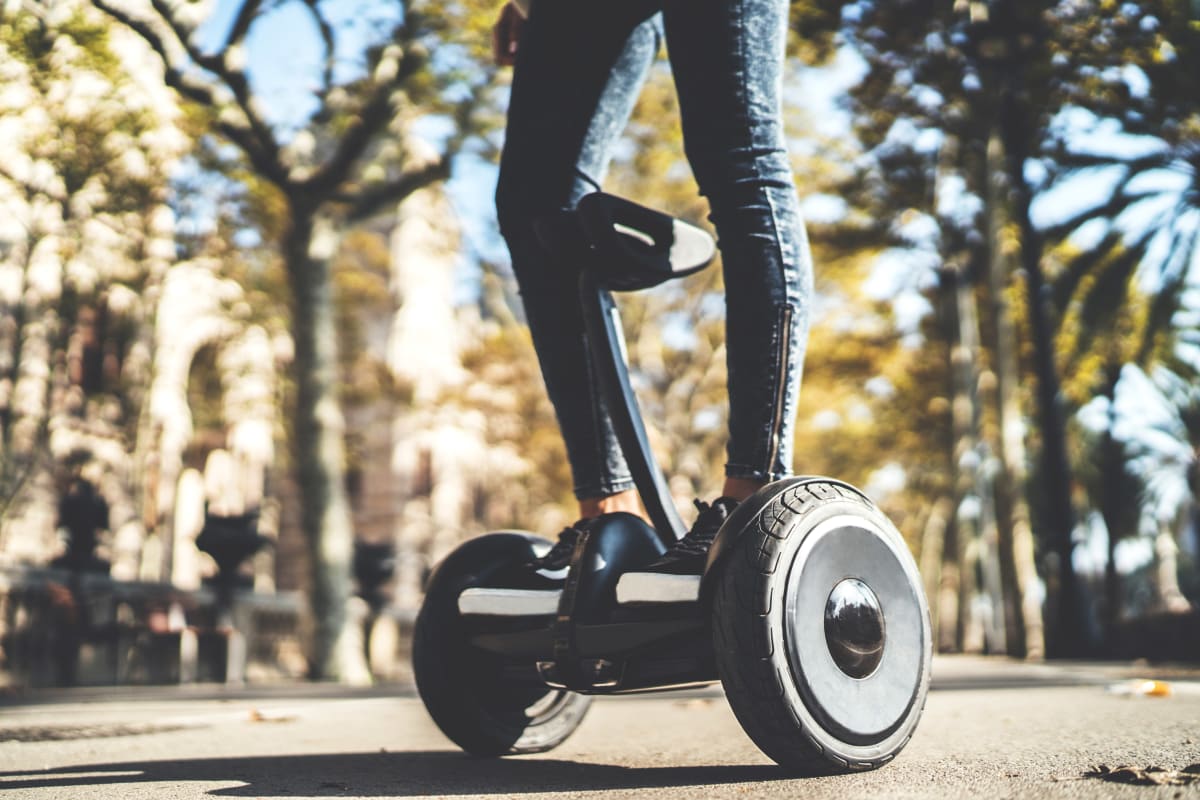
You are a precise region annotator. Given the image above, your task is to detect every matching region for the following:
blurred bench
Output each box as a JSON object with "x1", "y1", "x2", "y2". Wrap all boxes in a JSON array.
[{"x1": 0, "y1": 567, "x2": 305, "y2": 688}]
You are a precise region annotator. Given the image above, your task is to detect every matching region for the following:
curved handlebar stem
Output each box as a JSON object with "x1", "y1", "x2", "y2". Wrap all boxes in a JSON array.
[{"x1": 579, "y1": 273, "x2": 688, "y2": 545}]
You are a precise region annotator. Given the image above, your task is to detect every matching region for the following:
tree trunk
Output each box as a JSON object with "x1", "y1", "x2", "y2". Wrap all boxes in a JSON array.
[
  {"x1": 919, "y1": 495, "x2": 954, "y2": 647},
  {"x1": 1154, "y1": 516, "x2": 1191, "y2": 614},
  {"x1": 998, "y1": 69, "x2": 1089, "y2": 658},
  {"x1": 930, "y1": 256, "x2": 966, "y2": 652},
  {"x1": 939, "y1": 518, "x2": 963, "y2": 652},
  {"x1": 934, "y1": 132, "x2": 991, "y2": 653},
  {"x1": 984, "y1": 129, "x2": 1044, "y2": 659},
  {"x1": 949, "y1": 264, "x2": 988, "y2": 653},
  {"x1": 1096, "y1": 366, "x2": 1127, "y2": 646},
  {"x1": 284, "y1": 208, "x2": 372, "y2": 685}
]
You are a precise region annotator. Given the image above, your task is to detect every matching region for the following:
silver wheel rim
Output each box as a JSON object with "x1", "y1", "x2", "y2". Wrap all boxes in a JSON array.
[{"x1": 783, "y1": 513, "x2": 926, "y2": 743}]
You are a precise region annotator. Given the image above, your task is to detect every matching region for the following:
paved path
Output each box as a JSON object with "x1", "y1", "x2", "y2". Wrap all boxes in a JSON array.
[{"x1": 2, "y1": 657, "x2": 1198, "y2": 799}]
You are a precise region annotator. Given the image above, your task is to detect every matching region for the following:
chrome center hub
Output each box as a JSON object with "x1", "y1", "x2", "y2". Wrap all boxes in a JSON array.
[{"x1": 823, "y1": 577, "x2": 885, "y2": 679}]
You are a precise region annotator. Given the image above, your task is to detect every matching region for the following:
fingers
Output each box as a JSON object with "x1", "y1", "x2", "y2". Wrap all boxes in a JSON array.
[{"x1": 492, "y1": 2, "x2": 524, "y2": 67}]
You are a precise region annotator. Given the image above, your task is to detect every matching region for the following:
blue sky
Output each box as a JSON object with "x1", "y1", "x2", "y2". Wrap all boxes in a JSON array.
[{"x1": 199, "y1": 0, "x2": 402, "y2": 133}]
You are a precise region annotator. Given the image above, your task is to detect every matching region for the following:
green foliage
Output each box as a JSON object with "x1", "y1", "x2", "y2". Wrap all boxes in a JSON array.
[
  {"x1": 333, "y1": 228, "x2": 397, "y2": 409},
  {"x1": 2, "y1": 8, "x2": 169, "y2": 214},
  {"x1": 1050, "y1": 1, "x2": 1199, "y2": 140},
  {"x1": 457, "y1": 316, "x2": 575, "y2": 522},
  {"x1": 1, "y1": 1, "x2": 183, "y2": 518},
  {"x1": 788, "y1": 0, "x2": 853, "y2": 64}
]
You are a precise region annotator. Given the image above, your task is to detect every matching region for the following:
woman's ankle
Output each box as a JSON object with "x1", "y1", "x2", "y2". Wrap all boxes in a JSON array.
[
  {"x1": 722, "y1": 477, "x2": 766, "y2": 503},
  {"x1": 578, "y1": 489, "x2": 644, "y2": 520}
]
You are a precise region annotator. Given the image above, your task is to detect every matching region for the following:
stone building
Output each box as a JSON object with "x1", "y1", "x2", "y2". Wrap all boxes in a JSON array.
[{"x1": 345, "y1": 186, "x2": 542, "y2": 610}]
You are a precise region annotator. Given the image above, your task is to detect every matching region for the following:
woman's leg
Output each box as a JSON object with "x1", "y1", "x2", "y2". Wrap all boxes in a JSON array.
[
  {"x1": 495, "y1": 2, "x2": 662, "y2": 509},
  {"x1": 662, "y1": 0, "x2": 813, "y2": 493}
]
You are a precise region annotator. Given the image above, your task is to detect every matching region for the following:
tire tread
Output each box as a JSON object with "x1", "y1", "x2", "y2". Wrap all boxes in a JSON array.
[{"x1": 712, "y1": 482, "x2": 895, "y2": 774}]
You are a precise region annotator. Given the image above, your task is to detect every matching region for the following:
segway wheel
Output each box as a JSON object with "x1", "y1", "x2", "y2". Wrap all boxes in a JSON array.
[
  {"x1": 413, "y1": 532, "x2": 591, "y2": 756},
  {"x1": 711, "y1": 480, "x2": 931, "y2": 774}
]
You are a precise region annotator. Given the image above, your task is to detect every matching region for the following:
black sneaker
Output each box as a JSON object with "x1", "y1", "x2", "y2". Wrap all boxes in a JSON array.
[
  {"x1": 456, "y1": 520, "x2": 590, "y2": 617},
  {"x1": 615, "y1": 497, "x2": 738, "y2": 603}
]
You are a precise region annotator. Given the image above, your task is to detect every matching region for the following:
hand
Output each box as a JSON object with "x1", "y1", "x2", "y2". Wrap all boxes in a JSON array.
[{"x1": 492, "y1": 2, "x2": 524, "y2": 67}]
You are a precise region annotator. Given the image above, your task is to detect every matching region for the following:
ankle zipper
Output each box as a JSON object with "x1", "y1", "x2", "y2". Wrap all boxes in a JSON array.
[{"x1": 765, "y1": 304, "x2": 793, "y2": 478}]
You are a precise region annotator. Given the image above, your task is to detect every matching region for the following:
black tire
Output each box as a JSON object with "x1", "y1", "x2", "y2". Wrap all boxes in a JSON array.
[
  {"x1": 413, "y1": 532, "x2": 591, "y2": 756},
  {"x1": 711, "y1": 480, "x2": 932, "y2": 774}
]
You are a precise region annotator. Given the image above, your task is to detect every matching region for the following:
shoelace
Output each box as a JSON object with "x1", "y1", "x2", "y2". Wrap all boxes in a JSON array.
[
  {"x1": 662, "y1": 499, "x2": 733, "y2": 558},
  {"x1": 531, "y1": 523, "x2": 586, "y2": 569}
]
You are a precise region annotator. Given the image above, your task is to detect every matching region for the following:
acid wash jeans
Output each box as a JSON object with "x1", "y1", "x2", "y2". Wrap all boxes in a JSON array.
[{"x1": 495, "y1": 0, "x2": 813, "y2": 500}]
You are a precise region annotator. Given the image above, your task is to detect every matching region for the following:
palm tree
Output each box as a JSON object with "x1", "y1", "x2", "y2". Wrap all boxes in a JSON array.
[
  {"x1": 1033, "y1": 97, "x2": 1200, "y2": 641},
  {"x1": 1042, "y1": 136, "x2": 1200, "y2": 364},
  {"x1": 1112, "y1": 364, "x2": 1197, "y2": 613}
]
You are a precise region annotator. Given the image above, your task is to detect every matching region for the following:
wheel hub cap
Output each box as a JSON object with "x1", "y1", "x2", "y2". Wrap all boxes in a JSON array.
[
  {"x1": 824, "y1": 578, "x2": 885, "y2": 679},
  {"x1": 784, "y1": 514, "x2": 927, "y2": 743}
]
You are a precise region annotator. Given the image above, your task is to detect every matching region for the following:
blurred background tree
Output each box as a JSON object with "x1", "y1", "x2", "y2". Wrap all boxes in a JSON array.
[
  {"x1": 88, "y1": 0, "x2": 500, "y2": 681},
  {"x1": 830, "y1": 0, "x2": 1198, "y2": 657},
  {"x1": 0, "y1": 2, "x2": 184, "y2": 566}
]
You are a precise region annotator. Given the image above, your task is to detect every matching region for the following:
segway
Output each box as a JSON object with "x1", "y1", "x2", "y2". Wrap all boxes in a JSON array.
[{"x1": 413, "y1": 193, "x2": 932, "y2": 773}]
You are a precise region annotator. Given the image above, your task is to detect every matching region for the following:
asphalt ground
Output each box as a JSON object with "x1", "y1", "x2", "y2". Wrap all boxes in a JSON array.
[{"x1": 1, "y1": 656, "x2": 1198, "y2": 799}]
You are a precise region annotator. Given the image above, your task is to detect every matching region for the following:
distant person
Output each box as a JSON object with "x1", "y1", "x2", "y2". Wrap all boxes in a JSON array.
[
  {"x1": 53, "y1": 477, "x2": 110, "y2": 574},
  {"x1": 490, "y1": 0, "x2": 812, "y2": 586},
  {"x1": 50, "y1": 475, "x2": 110, "y2": 685}
]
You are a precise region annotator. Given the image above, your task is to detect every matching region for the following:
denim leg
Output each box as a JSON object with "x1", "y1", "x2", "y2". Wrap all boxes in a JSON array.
[
  {"x1": 495, "y1": 2, "x2": 662, "y2": 500},
  {"x1": 662, "y1": 0, "x2": 813, "y2": 482}
]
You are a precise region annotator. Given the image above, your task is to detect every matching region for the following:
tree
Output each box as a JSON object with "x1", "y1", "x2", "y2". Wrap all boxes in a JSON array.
[
  {"x1": 1117, "y1": 364, "x2": 1199, "y2": 612},
  {"x1": 836, "y1": 0, "x2": 1200, "y2": 654},
  {"x1": 1030, "y1": 0, "x2": 1199, "y2": 634},
  {"x1": 0, "y1": 1, "x2": 182, "y2": 563},
  {"x1": 827, "y1": 0, "x2": 1052, "y2": 655},
  {"x1": 91, "y1": 0, "x2": 495, "y2": 680},
  {"x1": 820, "y1": 0, "x2": 1200, "y2": 656}
]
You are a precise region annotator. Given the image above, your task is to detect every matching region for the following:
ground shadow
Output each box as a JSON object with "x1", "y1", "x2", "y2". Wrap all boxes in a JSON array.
[{"x1": 0, "y1": 751, "x2": 795, "y2": 796}]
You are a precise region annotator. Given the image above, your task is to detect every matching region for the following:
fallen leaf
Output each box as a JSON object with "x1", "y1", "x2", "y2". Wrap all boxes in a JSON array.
[
  {"x1": 248, "y1": 708, "x2": 298, "y2": 723},
  {"x1": 1085, "y1": 764, "x2": 1200, "y2": 787}
]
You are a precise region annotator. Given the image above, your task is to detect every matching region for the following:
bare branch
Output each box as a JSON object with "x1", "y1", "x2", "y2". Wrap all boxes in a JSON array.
[
  {"x1": 304, "y1": 88, "x2": 393, "y2": 195},
  {"x1": 1136, "y1": 222, "x2": 1194, "y2": 364},
  {"x1": 223, "y1": 0, "x2": 264, "y2": 51},
  {"x1": 301, "y1": 0, "x2": 336, "y2": 97},
  {"x1": 339, "y1": 90, "x2": 480, "y2": 223},
  {"x1": 93, "y1": 0, "x2": 289, "y2": 188},
  {"x1": 90, "y1": 1, "x2": 222, "y2": 106},
  {"x1": 147, "y1": 0, "x2": 220, "y2": 70},
  {"x1": 91, "y1": 0, "x2": 204, "y2": 94},
  {"x1": 1040, "y1": 188, "x2": 1161, "y2": 242},
  {"x1": 1053, "y1": 150, "x2": 1171, "y2": 174},
  {"x1": 343, "y1": 157, "x2": 450, "y2": 223},
  {"x1": 1050, "y1": 229, "x2": 1121, "y2": 314},
  {"x1": 303, "y1": 43, "x2": 428, "y2": 197},
  {"x1": 146, "y1": 0, "x2": 284, "y2": 185}
]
